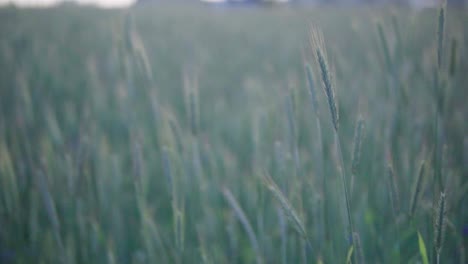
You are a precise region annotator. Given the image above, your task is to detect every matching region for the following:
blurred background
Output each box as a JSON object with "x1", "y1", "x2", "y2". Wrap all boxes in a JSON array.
[
  {"x1": 1, "y1": 0, "x2": 467, "y2": 8},
  {"x1": 0, "y1": 0, "x2": 466, "y2": 263}
]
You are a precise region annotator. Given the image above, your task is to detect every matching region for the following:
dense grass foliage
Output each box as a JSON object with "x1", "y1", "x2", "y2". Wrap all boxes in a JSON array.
[{"x1": 0, "y1": 4, "x2": 467, "y2": 264}]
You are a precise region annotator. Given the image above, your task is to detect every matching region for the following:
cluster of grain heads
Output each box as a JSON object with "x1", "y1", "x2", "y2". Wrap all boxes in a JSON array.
[
  {"x1": 222, "y1": 187, "x2": 262, "y2": 264},
  {"x1": 433, "y1": 192, "x2": 446, "y2": 264},
  {"x1": 310, "y1": 26, "x2": 356, "y2": 260}
]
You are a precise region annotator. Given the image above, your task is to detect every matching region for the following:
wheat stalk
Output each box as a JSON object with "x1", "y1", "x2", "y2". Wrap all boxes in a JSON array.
[
  {"x1": 386, "y1": 164, "x2": 400, "y2": 217},
  {"x1": 434, "y1": 0, "x2": 447, "y2": 193},
  {"x1": 351, "y1": 118, "x2": 365, "y2": 175},
  {"x1": 304, "y1": 58, "x2": 328, "y2": 244},
  {"x1": 433, "y1": 192, "x2": 446, "y2": 264},
  {"x1": 305, "y1": 63, "x2": 319, "y2": 116},
  {"x1": 35, "y1": 170, "x2": 67, "y2": 264},
  {"x1": 437, "y1": 1, "x2": 446, "y2": 70},
  {"x1": 409, "y1": 160, "x2": 426, "y2": 218},
  {"x1": 262, "y1": 173, "x2": 308, "y2": 242},
  {"x1": 377, "y1": 22, "x2": 392, "y2": 75},
  {"x1": 448, "y1": 38, "x2": 458, "y2": 77},
  {"x1": 353, "y1": 232, "x2": 365, "y2": 264},
  {"x1": 309, "y1": 27, "x2": 338, "y2": 131},
  {"x1": 351, "y1": 117, "x2": 365, "y2": 196},
  {"x1": 310, "y1": 26, "x2": 356, "y2": 257},
  {"x1": 222, "y1": 187, "x2": 263, "y2": 264}
]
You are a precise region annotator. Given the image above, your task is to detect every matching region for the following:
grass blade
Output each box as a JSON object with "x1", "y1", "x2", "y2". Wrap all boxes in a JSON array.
[{"x1": 418, "y1": 232, "x2": 429, "y2": 264}]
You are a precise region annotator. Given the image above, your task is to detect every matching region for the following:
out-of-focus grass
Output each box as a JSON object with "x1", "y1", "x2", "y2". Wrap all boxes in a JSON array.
[{"x1": 0, "y1": 3, "x2": 466, "y2": 264}]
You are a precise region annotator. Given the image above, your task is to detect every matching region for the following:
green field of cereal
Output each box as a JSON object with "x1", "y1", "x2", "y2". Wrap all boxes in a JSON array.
[{"x1": 0, "y1": 3, "x2": 467, "y2": 263}]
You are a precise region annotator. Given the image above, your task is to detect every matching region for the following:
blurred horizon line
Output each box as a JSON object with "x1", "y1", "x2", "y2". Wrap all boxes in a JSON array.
[{"x1": 0, "y1": 0, "x2": 464, "y2": 10}]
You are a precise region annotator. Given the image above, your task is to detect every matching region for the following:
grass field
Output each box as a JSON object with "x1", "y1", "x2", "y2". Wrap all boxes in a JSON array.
[{"x1": 0, "y1": 3, "x2": 467, "y2": 264}]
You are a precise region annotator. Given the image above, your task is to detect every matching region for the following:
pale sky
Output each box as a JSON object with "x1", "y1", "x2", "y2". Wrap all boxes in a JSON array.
[
  {"x1": 0, "y1": 0, "x2": 225, "y2": 7},
  {"x1": 0, "y1": 0, "x2": 136, "y2": 7}
]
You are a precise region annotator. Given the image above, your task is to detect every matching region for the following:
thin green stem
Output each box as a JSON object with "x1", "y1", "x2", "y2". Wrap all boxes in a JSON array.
[{"x1": 334, "y1": 130, "x2": 355, "y2": 256}]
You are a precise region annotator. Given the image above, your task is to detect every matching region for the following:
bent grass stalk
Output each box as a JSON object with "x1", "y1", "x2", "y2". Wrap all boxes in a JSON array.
[
  {"x1": 222, "y1": 187, "x2": 263, "y2": 264},
  {"x1": 262, "y1": 173, "x2": 312, "y2": 254}
]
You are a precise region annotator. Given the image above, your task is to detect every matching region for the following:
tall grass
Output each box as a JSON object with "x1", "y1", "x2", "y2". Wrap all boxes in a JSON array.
[
  {"x1": 0, "y1": 4, "x2": 465, "y2": 264},
  {"x1": 310, "y1": 26, "x2": 357, "y2": 261}
]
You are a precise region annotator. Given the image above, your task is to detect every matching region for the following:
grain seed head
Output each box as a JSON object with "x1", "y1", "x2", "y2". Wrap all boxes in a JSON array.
[{"x1": 309, "y1": 26, "x2": 339, "y2": 131}]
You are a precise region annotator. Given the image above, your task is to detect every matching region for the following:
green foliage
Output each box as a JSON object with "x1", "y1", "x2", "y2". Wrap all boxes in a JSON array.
[
  {"x1": 418, "y1": 232, "x2": 429, "y2": 264},
  {"x1": 346, "y1": 245, "x2": 354, "y2": 264},
  {"x1": 0, "y1": 3, "x2": 466, "y2": 264}
]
